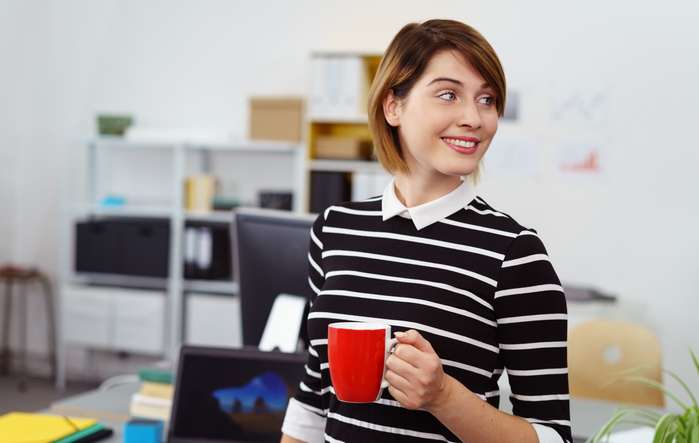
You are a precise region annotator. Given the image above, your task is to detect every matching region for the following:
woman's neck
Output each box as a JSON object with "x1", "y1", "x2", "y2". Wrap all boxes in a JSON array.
[{"x1": 393, "y1": 173, "x2": 463, "y2": 208}]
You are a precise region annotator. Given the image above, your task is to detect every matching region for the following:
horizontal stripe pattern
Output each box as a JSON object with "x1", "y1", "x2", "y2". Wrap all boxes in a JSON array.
[
  {"x1": 309, "y1": 311, "x2": 499, "y2": 353},
  {"x1": 327, "y1": 412, "x2": 459, "y2": 443},
  {"x1": 323, "y1": 226, "x2": 506, "y2": 260},
  {"x1": 502, "y1": 253, "x2": 550, "y2": 267},
  {"x1": 320, "y1": 289, "x2": 496, "y2": 327},
  {"x1": 292, "y1": 197, "x2": 571, "y2": 443},
  {"x1": 494, "y1": 283, "x2": 564, "y2": 299},
  {"x1": 322, "y1": 249, "x2": 498, "y2": 287},
  {"x1": 325, "y1": 270, "x2": 493, "y2": 310}
]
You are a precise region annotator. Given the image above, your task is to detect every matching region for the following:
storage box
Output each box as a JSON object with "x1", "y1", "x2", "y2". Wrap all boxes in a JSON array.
[
  {"x1": 315, "y1": 135, "x2": 373, "y2": 160},
  {"x1": 249, "y1": 97, "x2": 304, "y2": 142},
  {"x1": 75, "y1": 218, "x2": 170, "y2": 278}
]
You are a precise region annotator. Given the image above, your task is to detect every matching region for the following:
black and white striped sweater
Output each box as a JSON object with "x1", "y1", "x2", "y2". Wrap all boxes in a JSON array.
[{"x1": 286, "y1": 183, "x2": 571, "y2": 443}]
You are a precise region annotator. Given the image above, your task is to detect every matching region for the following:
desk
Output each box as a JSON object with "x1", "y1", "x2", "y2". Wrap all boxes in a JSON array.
[
  {"x1": 48, "y1": 382, "x2": 640, "y2": 443},
  {"x1": 49, "y1": 383, "x2": 138, "y2": 443}
]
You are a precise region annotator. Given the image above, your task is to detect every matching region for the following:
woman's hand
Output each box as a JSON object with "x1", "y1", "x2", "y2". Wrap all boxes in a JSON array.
[{"x1": 384, "y1": 329, "x2": 453, "y2": 413}]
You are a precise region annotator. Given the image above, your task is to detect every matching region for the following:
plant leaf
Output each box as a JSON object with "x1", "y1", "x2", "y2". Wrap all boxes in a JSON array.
[
  {"x1": 691, "y1": 421, "x2": 699, "y2": 443},
  {"x1": 692, "y1": 348, "x2": 699, "y2": 378},
  {"x1": 626, "y1": 376, "x2": 689, "y2": 411},
  {"x1": 620, "y1": 407, "x2": 663, "y2": 422},
  {"x1": 664, "y1": 368, "x2": 698, "y2": 408},
  {"x1": 653, "y1": 413, "x2": 677, "y2": 443},
  {"x1": 587, "y1": 409, "x2": 633, "y2": 443}
]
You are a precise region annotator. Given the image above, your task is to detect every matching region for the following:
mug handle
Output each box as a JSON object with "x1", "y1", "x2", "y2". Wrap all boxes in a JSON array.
[{"x1": 380, "y1": 338, "x2": 399, "y2": 389}]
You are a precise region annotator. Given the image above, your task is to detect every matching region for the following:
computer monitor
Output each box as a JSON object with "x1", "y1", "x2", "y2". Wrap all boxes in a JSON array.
[
  {"x1": 232, "y1": 208, "x2": 316, "y2": 347},
  {"x1": 168, "y1": 345, "x2": 307, "y2": 443}
]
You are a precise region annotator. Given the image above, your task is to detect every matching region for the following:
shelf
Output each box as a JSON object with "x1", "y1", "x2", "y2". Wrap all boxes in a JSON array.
[
  {"x1": 308, "y1": 159, "x2": 384, "y2": 174},
  {"x1": 69, "y1": 273, "x2": 168, "y2": 290},
  {"x1": 68, "y1": 275, "x2": 239, "y2": 296},
  {"x1": 188, "y1": 139, "x2": 302, "y2": 153},
  {"x1": 72, "y1": 205, "x2": 285, "y2": 224},
  {"x1": 185, "y1": 210, "x2": 234, "y2": 223},
  {"x1": 307, "y1": 116, "x2": 368, "y2": 124},
  {"x1": 90, "y1": 135, "x2": 177, "y2": 150},
  {"x1": 184, "y1": 280, "x2": 238, "y2": 295},
  {"x1": 72, "y1": 203, "x2": 174, "y2": 218},
  {"x1": 90, "y1": 136, "x2": 301, "y2": 153}
]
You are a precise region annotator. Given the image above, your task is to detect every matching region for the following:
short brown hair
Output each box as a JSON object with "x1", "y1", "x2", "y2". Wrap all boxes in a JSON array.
[{"x1": 368, "y1": 19, "x2": 506, "y2": 179}]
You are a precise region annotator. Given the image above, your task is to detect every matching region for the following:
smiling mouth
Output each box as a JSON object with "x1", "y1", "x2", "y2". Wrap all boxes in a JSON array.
[{"x1": 441, "y1": 137, "x2": 479, "y2": 154}]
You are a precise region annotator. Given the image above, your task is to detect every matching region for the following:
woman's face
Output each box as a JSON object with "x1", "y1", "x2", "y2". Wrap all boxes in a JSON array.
[{"x1": 384, "y1": 50, "x2": 499, "y2": 180}]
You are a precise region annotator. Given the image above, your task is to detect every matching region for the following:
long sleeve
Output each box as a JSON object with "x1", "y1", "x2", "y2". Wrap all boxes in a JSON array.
[
  {"x1": 282, "y1": 212, "x2": 328, "y2": 441},
  {"x1": 494, "y1": 230, "x2": 572, "y2": 442}
]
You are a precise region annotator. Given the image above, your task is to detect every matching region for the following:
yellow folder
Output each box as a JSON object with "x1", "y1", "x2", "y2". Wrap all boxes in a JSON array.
[{"x1": 0, "y1": 412, "x2": 96, "y2": 443}]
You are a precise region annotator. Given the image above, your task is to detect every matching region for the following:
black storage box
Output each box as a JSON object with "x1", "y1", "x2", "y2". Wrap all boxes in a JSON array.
[{"x1": 75, "y1": 217, "x2": 170, "y2": 278}]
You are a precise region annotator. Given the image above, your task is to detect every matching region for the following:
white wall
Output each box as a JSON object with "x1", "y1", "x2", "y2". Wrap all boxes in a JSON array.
[
  {"x1": 0, "y1": 1, "x2": 21, "y2": 262},
  {"x1": 2, "y1": 0, "x2": 698, "y2": 396}
]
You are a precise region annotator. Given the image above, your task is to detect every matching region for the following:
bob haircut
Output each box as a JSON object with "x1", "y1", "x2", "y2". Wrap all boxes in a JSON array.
[{"x1": 367, "y1": 19, "x2": 506, "y2": 182}]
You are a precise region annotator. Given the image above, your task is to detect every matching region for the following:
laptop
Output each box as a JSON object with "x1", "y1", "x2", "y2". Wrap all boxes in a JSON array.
[{"x1": 168, "y1": 345, "x2": 307, "y2": 443}]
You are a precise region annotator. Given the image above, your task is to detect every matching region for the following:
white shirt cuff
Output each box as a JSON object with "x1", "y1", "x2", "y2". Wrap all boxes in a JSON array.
[
  {"x1": 281, "y1": 398, "x2": 326, "y2": 443},
  {"x1": 532, "y1": 423, "x2": 565, "y2": 443}
]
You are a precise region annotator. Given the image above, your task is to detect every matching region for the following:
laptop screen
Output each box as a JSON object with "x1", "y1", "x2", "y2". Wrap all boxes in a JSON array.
[{"x1": 170, "y1": 346, "x2": 307, "y2": 442}]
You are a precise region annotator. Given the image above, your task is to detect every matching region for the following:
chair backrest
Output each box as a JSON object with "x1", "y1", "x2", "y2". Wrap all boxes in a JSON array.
[{"x1": 568, "y1": 319, "x2": 664, "y2": 407}]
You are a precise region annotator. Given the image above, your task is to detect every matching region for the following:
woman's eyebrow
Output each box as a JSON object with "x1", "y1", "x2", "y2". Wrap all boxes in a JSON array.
[
  {"x1": 427, "y1": 77, "x2": 463, "y2": 87},
  {"x1": 426, "y1": 77, "x2": 491, "y2": 90}
]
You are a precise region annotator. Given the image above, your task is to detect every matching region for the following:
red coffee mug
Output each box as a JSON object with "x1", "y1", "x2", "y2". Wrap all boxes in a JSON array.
[{"x1": 327, "y1": 322, "x2": 398, "y2": 403}]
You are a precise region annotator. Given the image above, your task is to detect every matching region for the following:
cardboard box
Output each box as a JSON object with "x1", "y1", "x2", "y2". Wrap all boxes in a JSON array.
[
  {"x1": 249, "y1": 97, "x2": 304, "y2": 142},
  {"x1": 315, "y1": 136, "x2": 373, "y2": 160}
]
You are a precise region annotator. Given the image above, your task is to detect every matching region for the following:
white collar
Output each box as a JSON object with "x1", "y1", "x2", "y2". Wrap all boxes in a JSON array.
[{"x1": 381, "y1": 178, "x2": 477, "y2": 230}]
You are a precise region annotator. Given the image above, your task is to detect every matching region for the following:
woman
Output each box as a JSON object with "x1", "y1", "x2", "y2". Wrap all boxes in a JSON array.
[{"x1": 282, "y1": 19, "x2": 571, "y2": 443}]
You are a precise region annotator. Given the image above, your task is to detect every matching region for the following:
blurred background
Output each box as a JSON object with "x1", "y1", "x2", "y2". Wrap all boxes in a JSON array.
[{"x1": 0, "y1": 0, "x2": 698, "y2": 440}]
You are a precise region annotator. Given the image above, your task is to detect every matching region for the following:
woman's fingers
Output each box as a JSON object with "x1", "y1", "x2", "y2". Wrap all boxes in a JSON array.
[
  {"x1": 392, "y1": 343, "x2": 424, "y2": 369},
  {"x1": 384, "y1": 368, "x2": 412, "y2": 393},
  {"x1": 386, "y1": 351, "x2": 419, "y2": 380}
]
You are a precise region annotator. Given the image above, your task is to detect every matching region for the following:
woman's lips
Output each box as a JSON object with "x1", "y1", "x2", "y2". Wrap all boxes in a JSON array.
[{"x1": 442, "y1": 138, "x2": 479, "y2": 155}]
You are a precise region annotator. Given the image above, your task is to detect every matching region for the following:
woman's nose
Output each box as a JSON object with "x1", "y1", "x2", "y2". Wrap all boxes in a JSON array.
[{"x1": 457, "y1": 102, "x2": 482, "y2": 129}]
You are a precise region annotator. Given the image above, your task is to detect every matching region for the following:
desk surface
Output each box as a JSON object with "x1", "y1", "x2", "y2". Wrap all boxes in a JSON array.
[{"x1": 49, "y1": 382, "x2": 635, "y2": 443}]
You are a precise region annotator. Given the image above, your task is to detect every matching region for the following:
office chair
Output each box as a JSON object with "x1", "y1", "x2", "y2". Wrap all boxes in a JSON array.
[{"x1": 568, "y1": 319, "x2": 664, "y2": 407}]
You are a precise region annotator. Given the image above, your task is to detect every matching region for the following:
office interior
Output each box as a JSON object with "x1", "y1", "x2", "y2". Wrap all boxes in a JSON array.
[{"x1": 1, "y1": 1, "x2": 698, "y2": 442}]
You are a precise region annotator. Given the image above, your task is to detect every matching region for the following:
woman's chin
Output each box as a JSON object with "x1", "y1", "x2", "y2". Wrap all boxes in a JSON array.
[{"x1": 436, "y1": 163, "x2": 478, "y2": 178}]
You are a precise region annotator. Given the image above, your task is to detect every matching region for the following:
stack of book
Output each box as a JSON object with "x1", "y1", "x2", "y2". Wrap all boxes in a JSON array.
[
  {"x1": 0, "y1": 412, "x2": 113, "y2": 442},
  {"x1": 129, "y1": 368, "x2": 174, "y2": 422}
]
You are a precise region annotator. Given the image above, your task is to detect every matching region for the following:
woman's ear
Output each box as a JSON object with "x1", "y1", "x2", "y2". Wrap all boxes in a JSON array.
[{"x1": 383, "y1": 90, "x2": 401, "y2": 127}]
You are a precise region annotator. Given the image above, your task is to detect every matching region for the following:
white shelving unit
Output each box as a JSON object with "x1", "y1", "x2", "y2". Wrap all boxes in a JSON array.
[
  {"x1": 308, "y1": 159, "x2": 385, "y2": 174},
  {"x1": 57, "y1": 136, "x2": 306, "y2": 388}
]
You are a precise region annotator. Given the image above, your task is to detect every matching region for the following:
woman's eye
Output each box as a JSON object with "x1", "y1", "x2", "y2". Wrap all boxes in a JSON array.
[
  {"x1": 438, "y1": 91, "x2": 457, "y2": 101},
  {"x1": 479, "y1": 95, "x2": 495, "y2": 106}
]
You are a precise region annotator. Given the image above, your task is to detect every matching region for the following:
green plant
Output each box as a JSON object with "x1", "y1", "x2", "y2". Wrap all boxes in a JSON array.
[{"x1": 587, "y1": 349, "x2": 699, "y2": 443}]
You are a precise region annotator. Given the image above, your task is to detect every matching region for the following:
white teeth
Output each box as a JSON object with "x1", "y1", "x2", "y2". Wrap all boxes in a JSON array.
[{"x1": 444, "y1": 138, "x2": 477, "y2": 148}]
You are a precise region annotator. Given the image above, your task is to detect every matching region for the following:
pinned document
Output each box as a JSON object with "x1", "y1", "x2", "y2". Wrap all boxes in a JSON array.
[{"x1": 258, "y1": 293, "x2": 306, "y2": 353}]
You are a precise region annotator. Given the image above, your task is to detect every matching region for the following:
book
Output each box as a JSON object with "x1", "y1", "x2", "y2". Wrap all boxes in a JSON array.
[
  {"x1": 0, "y1": 412, "x2": 97, "y2": 443},
  {"x1": 140, "y1": 381, "x2": 174, "y2": 399},
  {"x1": 129, "y1": 397, "x2": 171, "y2": 422},
  {"x1": 138, "y1": 367, "x2": 173, "y2": 385},
  {"x1": 185, "y1": 175, "x2": 217, "y2": 213},
  {"x1": 64, "y1": 427, "x2": 114, "y2": 443},
  {"x1": 54, "y1": 423, "x2": 109, "y2": 443},
  {"x1": 131, "y1": 393, "x2": 172, "y2": 409}
]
